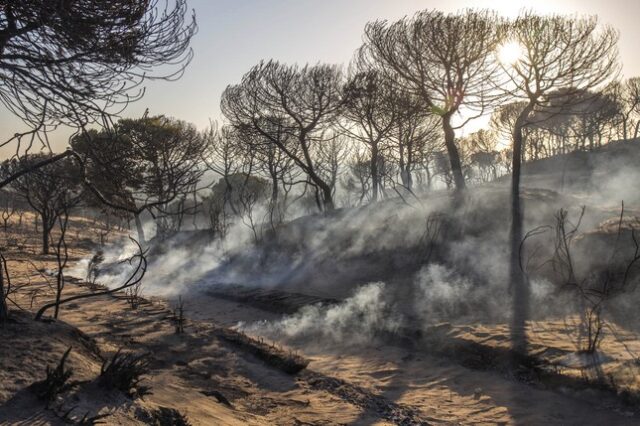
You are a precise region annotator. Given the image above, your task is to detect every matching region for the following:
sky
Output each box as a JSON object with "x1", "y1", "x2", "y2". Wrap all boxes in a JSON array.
[{"x1": 2, "y1": 0, "x2": 640, "y2": 154}]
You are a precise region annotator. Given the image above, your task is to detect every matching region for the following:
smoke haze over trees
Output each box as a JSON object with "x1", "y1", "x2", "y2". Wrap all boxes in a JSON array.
[{"x1": 2, "y1": 3, "x2": 640, "y2": 424}]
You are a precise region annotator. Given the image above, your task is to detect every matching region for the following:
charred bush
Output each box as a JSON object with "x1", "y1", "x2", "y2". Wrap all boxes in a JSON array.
[
  {"x1": 138, "y1": 406, "x2": 192, "y2": 426},
  {"x1": 523, "y1": 205, "x2": 640, "y2": 354},
  {"x1": 99, "y1": 349, "x2": 151, "y2": 398},
  {"x1": 215, "y1": 327, "x2": 309, "y2": 374},
  {"x1": 126, "y1": 280, "x2": 144, "y2": 310},
  {"x1": 552, "y1": 207, "x2": 640, "y2": 353},
  {"x1": 31, "y1": 347, "x2": 77, "y2": 407}
]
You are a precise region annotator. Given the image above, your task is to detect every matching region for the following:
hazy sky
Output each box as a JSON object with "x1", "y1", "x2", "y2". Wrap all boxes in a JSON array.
[{"x1": 2, "y1": 0, "x2": 640, "y2": 154}]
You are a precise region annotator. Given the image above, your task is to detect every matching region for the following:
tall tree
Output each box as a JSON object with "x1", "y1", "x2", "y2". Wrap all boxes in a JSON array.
[
  {"x1": 224, "y1": 119, "x2": 300, "y2": 229},
  {"x1": 1, "y1": 154, "x2": 82, "y2": 254},
  {"x1": 0, "y1": 1, "x2": 196, "y2": 130},
  {"x1": 464, "y1": 129, "x2": 500, "y2": 183},
  {"x1": 342, "y1": 70, "x2": 399, "y2": 201},
  {"x1": 609, "y1": 78, "x2": 640, "y2": 140},
  {"x1": 390, "y1": 96, "x2": 441, "y2": 192},
  {"x1": 501, "y1": 13, "x2": 619, "y2": 353},
  {"x1": 0, "y1": 1, "x2": 196, "y2": 197},
  {"x1": 221, "y1": 61, "x2": 344, "y2": 211},
  {"x1": 72, "y1": 115, "x2": 207, "y2": 242},
  {"x1": 360, "y1": 10, "x2": 504, "y2": 192}
]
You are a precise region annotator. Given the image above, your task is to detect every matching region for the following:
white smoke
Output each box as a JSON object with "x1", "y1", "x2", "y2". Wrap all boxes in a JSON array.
[
  {"x1": 64, "y1": 150, "x2": 640, "y2": 345},
  {"x1": 67, "y1": 218, "x2": 257, "y2": 297},
  {"x1": 414, "y1": 264, "x2": 475, "y2": 323},
  {"x1": 242, "y1": 262, "x2": 562, "y2": 345},
  {"x1": 242, "y1": 282, "x2": 401, "y2": 344}
]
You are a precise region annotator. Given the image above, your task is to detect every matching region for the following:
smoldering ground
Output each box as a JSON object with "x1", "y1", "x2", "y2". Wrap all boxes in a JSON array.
[{"x1": 67, "y1": 144, "x2": 640, "y2": 350}]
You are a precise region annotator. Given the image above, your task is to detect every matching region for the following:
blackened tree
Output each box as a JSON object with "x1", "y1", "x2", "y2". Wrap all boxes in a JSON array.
[
  {"x1": 501, "y1": 13, "x2": 619, "y2": 353},
  {"x1": 361, "y1": 10, "x2": 505, "y2": 192},
  {"x1": 221, "y1": 61, "x2": 344, "y2": 211},
  {"x1": 71, "y1": 115, "x2": 207, "y2": 243},
  {"x1": 0, "y1": 1, "x2": 196, "y2": 130},
  {"x1": 1, "y1": 154, "x2": 83, "y2": 253}
]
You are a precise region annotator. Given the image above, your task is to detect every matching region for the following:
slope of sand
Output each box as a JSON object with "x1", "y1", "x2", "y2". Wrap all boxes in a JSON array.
[
  {"x1": 0, "y1": 215, "x2": 389, "y2": 425},
  {"x1": 1, "y1": 276, "x2": 373, "y2": 424},
  {"x1": 185, "y1": 290, "x2": 640, "y2": 425},
  {"x1": 2, "y1": 210, "x2": 640, "y2": 425},
  {"x1": 438, "y1": 318, "x2": 640, "y2": 396}
]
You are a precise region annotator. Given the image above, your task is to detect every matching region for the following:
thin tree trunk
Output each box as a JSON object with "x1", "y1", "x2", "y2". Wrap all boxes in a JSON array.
[
  {"x1": 134, "y1": 212, "x2": 146, "y2": 245},
  {"x1": 405, "y1": 167, "x2": 413, "y2": 191},
  {"x1": 509, "y1": 102, "x2": 534, "y2": 356},
  {"x1": 53, "y1": 275, "x2": 62, "y2": 319},
  {"x1": 52, "y1": 212, "x2": 69, "y2": 319},
  {"x1": 0, "y1": 296, "x2": 7, "y2": 323},
  {"x1": 442, "y1": 115, "x2": 466, "y2": 192},
  {"x1": 41, "y1": 217, "x2": 50, "y2": 255},
  {"x1": 0, "y1": 260, "x2": 8, "y2": 323},
  {"x1": 371, "y1": 144, "x2": 379, "y2": 202},
  {"x1": 321, "y1": 184, "x2": 334, "y2": 211},
  {"x1": 299, "y1": 133, "x2": 334, "y2": 212},
  {"x1": 307, "y1": 169, "x2": 335, "y2": 212}
]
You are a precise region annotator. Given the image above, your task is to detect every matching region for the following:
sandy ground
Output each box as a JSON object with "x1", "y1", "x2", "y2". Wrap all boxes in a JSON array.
[
  {"x1": 0, "y1": 214, "x2": 401, "y2": 425},
  {"x1": 442, "y1": 318, "x2": 640, "y2": 391},
  {"x1": 1, "y1": 267, "x2": 375, "y2": 425},
  {"x1": 1, "y1": 212, "x2": 640, "y2": 425},
  {"x1": 185, "y1": 291, "x2": 640, "y2": 425}
]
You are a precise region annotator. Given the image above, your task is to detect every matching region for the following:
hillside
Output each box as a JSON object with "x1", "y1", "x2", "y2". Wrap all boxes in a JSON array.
[{"x1": 2, "y1": 140, "x2": 640, "y2": 425}]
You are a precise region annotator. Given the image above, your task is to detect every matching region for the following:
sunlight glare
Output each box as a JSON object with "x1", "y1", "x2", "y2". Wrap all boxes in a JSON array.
[{"x1": 498, "y1": 41, "x2": 524, "y2": 65}]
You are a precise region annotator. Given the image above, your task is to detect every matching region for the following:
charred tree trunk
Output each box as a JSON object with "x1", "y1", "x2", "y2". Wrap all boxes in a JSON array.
[
  {"x1": 305, "y1": 168, "x2": 334, "y2": 212},
  {"x1": 320, "y1": 183, "x2": 335, "y2": 212},
  {"x1": 371, "y1": 144, "x2": 380, "y2": 202},
  {"x1": 399, "y1": 154, "x2": 413, "y2": 191},
  {"x1": 509, "y1": 102, "x2": 534, "y2": 355},
  {"x1": 52, "y1": 214, "x2": 69, "y2": 319},
  {"x1": 299, "y1": 133, "x2": 334, "y2": 212},
  {"x1": 400, "y1": 167, "x2": 413, "y2": 191},
  {"x1": 41, "y1": 213, "x2": 52, "y2": 255},
  {"x1": 425, "y1": 163, "x2": 432, "y2": 191},
  {"x1": 271, "y1": 175, "x2": 279, "y2": 205},
  {"x1": 442, "y1": 114, "x2": 466, "y2": 192},
  {"x1": 134, "y1": 212, "x2": 146, "y2": 245},
  {"x1": 42, "y1": 229, "x2": 49, "y2": 255},
  {"x1": 269, "y1": 174, "x2": 280, "y2": 229},
  {"x1": 0, "y1": 263, "x2": 7, "y2": 323},
  {"x1": 0, "y1": 296, "x2": 7, "y2": 323}
]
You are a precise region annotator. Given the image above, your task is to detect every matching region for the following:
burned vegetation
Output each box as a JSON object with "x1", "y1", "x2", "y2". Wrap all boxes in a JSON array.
[{"x1": 1, "y1": 1, "x2": 640, "y2": 425}]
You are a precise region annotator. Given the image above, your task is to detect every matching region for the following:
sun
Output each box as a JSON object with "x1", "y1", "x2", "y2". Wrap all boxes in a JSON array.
[{"x1": 498, "y1": 41, "x2": 524, "y2": 65}]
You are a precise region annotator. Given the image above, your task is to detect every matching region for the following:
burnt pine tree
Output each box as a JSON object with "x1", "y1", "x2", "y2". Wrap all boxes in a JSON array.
[
  {"x1": 72, "y1": 115, "x2": 207, "y2": 243},
  {"x1": 0, "y1": 1, "x2": 196, "y2": 128},
  {"x1": 221, "y1": 61, "x2": 344, "y2": 212},
  {"x1": 0, "y1": 1, "x2": 196, "y2": 189},
  {"x1": 1, "y1": 154, "x2": 83, "y2": 254},
  {"x1": 500, "y1": 13, "x2": 619, "y2": 353},
  {"x1": 341, "y1": 70, "x2": 400, "y2": 202},
  {"x1": 360, "y1": 10, "x2": 505, "y2": 193}
]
